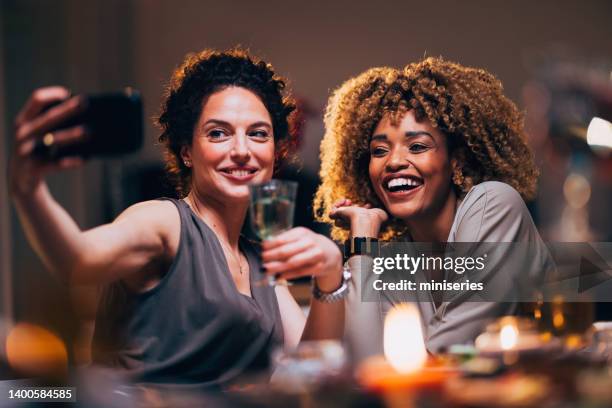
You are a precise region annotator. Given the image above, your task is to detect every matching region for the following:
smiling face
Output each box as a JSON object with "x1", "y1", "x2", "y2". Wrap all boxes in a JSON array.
[
  {"x1": 368, "y1": 110, "x2": 456, "y2": 221},
  {"x1": 181, "y1": 86, "x2": 275, "y2": 204}
]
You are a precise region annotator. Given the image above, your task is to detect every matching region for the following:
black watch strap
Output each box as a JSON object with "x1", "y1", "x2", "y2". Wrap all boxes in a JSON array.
[{"x1": 344, "y1": 237, "x2": 379, "y2": 261}]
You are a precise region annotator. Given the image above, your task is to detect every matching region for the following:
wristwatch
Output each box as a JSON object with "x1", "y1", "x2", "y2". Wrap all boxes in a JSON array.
[
  {"x1": 344, "y1": 236, "x2": 379, "y2": 262},
  {"x1": 312, "y1": 265, "x2": 351, "y2": 303}
]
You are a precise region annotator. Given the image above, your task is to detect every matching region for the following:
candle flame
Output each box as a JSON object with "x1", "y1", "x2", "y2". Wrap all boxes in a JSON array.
[
  {"x1": 500, "y1": 323, "x2": 519, "y2": 350},
  {"x1": 383, "y1": 303, "x2": 427, "y2": 374}
]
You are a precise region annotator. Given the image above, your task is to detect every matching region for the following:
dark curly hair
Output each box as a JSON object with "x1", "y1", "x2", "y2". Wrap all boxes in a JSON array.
[
  {"x1": 314, "y1": 58, "x2": 539, "y2": 240},
  {"x1": 157, "y1": 48, "x2": 298, "y2": 197}
]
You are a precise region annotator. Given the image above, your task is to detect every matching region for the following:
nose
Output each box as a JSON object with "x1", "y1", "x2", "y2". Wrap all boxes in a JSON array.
[
  {"x1": 385, "y1": 145, "x2": 410, "y2": 172},
  {"x1": 230, "y1": 133, "x2": 251, "y2": 163}
]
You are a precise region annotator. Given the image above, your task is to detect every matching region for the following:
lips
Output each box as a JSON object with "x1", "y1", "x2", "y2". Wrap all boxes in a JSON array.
[
  {"x1": 219, "y1": 166, "x2": 258, "y2": 181},
  {"x1": 382, "y1": 173, "x2": 424, "y2": 193},
  {"x1": 379, "y1": 173, "x2": 424, "y2": 201}
]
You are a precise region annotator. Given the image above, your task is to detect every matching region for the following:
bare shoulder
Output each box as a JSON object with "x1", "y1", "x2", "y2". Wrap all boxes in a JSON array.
[
  {"x1": 114, "y1": 199, "x2": 181, "y2": 256},
  {"x1": 115, "y1": 199, "x2": 179, "y2": 223}
]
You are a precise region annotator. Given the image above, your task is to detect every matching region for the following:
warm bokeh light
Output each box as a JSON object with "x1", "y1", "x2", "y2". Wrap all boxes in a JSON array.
[
  {"x1": 500, "y1": 322, "x2": 519, "y2": 350},
  {"x1": 5, "y1": 323, "x2": 68, "y2": 378},
  {"x1": 587, "y1": 117, "x2": 612, "y2": 153},
  {"x1": 553, "y1": 311, "x2": 566, "y2": 330},
  {"x1": 383, "y1": 303, "x2": 427, "y2": 374},
  {"x1": 563, "y1": 173, "x2": 591, "y2": 209}
]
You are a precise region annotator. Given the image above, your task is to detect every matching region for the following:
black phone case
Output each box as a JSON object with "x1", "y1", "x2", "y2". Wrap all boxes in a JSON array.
[{"x1": 32, "y1": 90, "x2": 143, "y2": 160}]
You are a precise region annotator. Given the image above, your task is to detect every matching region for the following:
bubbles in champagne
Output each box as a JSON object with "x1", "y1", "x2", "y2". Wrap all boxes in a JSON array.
[{"x1": 251, "y1": 197, "x2": 295, "y2": 240}]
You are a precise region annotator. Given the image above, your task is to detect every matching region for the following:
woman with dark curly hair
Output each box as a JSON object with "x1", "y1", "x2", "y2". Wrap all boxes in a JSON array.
[
  {"x1": 314, "y1": 58, "x2": 551, "y2": 354},
  {"x1": 9, "y1": 48, "x2": 345, "y2": 387}
]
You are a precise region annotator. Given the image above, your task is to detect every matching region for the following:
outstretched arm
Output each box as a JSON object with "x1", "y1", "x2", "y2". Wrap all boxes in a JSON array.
[{"x1": 10, "y1": 87, "x2": 178, "y2": 286}]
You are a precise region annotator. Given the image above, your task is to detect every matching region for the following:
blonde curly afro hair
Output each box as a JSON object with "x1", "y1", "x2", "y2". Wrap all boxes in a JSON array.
[{"x1": 314, "y1": 57, "x2": 538, "y2": 241}]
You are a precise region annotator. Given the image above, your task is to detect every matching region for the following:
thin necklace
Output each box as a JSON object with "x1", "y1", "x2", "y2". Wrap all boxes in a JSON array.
[
  {"x1": 186, "y1": 195, "x2": 244, "y2": 275},
  {"x1": 218, "y1": 239, "x2": 244, "y2": 275}
]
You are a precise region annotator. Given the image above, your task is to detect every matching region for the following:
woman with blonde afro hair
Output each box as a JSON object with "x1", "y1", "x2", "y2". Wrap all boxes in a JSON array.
[{"x1": 315, "y1": 58, "x2": 551, "y2": 354}]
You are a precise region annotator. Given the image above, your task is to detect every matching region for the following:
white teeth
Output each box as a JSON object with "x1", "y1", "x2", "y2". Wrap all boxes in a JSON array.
[
  {"x1": 387, "y1": 177, "x2": 421, "y2": 189},
  {"x1": 229, "y1": 170, "x2": 250, "y2": 177}
]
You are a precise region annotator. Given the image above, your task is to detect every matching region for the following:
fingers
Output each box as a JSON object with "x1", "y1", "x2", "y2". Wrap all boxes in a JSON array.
[
  {"x1": 15, "y1": 87, "x2": 71, "y2": 128},
  {"x1": 331, "y1": 198, "x2": 381, "y2": 211},
  {"x1": 58, "y1": 156, "x2": 84, "y2": 169},
  {"x1": 329, "y1": 211, "x2": 350, "y2": 229},
  {"x1": 332, "y1": 198, "x2": 352, "y2": 210},
  {"x1": 330, "y1": 204, "x2": 355, "y2": 230},
  {"x1": 329, "y1": 203, "x2": 388, "y2": 221},
  {"x1": 16, "y1": 95, "x2": 86, "y2": 143},
  {"x1": 261, "y1": 231, "x2": 342, "y2": 282},
  {"x1": 52, "y1": 124, "x2": 88, "y2": 146},
  {"x1": 16, "y1": 124, "x2": 88, "y2": 158},
  {"x1": 261, "y1": 238, "x2": 312, "y2": 263},
  {"x1": 262, "y1": 227, "x2": 309, "y2": 250},
  {"x1": 261, "y1": 228, "x2": 324, "y2": 274},
  {"x1": 263, "y1": 246, "x2": 323, "y2": 276},
  {"x1": 274, "y1": 262, "x2": 325, "y2": 281},
  {"x1": 373, "y1": 208, "x2": 389, "y2": 222},
  {"x1": 329, "y1": 205, "x2": 354, "y2": 219}
]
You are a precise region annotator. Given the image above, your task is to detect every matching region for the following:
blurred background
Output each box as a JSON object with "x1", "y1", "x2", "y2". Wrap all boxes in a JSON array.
[{"x1": 1, "y1": 0, "x2": 611, "y2": 366}]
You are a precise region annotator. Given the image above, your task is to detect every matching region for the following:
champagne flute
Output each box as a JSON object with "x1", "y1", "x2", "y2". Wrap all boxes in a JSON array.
[{"x1": 249, "y1": 179, "x2": 298, "y2": 286}]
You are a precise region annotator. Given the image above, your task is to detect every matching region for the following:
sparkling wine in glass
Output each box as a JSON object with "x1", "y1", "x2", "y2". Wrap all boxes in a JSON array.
[{"x1": 249, "y1": 179, "x2": 298, "y2": 286}]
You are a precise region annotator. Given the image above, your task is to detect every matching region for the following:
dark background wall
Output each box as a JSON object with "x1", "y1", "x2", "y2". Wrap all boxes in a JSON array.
[{"x1": 1, "y1": 0, "x2": 611, "y2": 321}]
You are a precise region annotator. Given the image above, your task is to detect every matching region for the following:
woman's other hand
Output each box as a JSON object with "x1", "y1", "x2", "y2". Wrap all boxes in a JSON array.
[
  {"x1": 9, "y1": 86, "x2": 86, "y2": 198},
  {"x1": 329, "y1": 198, "x2": 387, "y2": 238},
  {"x1": 261, "y1": 227, "x2": 343, "y2": 292}
]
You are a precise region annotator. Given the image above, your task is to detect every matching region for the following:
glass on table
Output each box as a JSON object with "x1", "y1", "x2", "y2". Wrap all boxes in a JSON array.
[
  {"x1": 249, "y1": 179, "x2": 298, "y2": 286},
  {"x1": 270, "y1": 340, "x2": 346, "y2": 392}
]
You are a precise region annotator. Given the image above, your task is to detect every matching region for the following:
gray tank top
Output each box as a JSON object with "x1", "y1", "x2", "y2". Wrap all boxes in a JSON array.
[{"x1": 92, "y1": 198, "x2": 284, "y2": 388}]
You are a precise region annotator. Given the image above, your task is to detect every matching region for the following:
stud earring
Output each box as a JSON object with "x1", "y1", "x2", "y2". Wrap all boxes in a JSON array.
[{"x1": 184, "y1": 160, "x2": 191, "y2": 167}]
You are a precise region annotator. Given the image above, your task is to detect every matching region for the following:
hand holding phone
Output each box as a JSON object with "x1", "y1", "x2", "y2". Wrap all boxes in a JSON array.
[
  {"x1": 31, "y1": 89, "x2": 143, "y2": 160},
  {"x1": 9, "y1": 87, "x2": 144, "y2": 198}
]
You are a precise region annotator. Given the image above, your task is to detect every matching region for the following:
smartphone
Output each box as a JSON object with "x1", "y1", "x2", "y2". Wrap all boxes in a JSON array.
[{"x1": 32, "y1": 89, "x2": 143, "y2": 160}]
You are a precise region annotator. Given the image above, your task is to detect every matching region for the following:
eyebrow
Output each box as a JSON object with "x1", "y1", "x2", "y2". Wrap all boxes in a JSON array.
[
  {"x1": 370, "y1": 130, "x2": 433, "y2": 141},
  {"x1": 249, "y1": 121, "x2": 273, "y2": 129},
  {"x1": 406, "y1": 131, "x2": 433, "y2": 138},
  {"x1": 202, "y1": 119, "x2": 272, "y2": 128}
]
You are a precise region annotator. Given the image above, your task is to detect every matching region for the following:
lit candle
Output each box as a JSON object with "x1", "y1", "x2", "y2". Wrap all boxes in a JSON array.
[
  {"x1": 500, "y1": 321, "x2": 519, "y2": 350},
  {"x1": 384, "y1": 303, "x2": 428, "y2": 373},
  {"x1": 357, "y1": 304, "x2": 452, "y2": 393},
  {"x1": 499, "y1": 319, "x2": 520, "y2": 365},
  {"x1": 475, "y1": 316, "x2": 557, "y2": 359}
]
